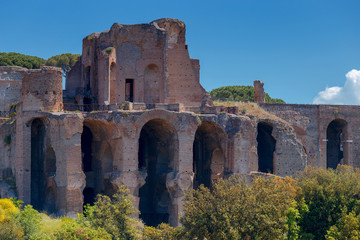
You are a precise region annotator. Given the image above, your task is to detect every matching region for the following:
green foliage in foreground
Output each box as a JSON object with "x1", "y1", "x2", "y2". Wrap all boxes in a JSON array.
[
  {"x1": 2, "y1": 165, "x2": 360, "y2": 239},
  {"x1": 210, "y1": 85, "x2": 285, "y2": 103},
  {"x1": 297, "y1": 165, "x2": 360, "y2": 240},
  {"x1": 0, "y1": 52, "x2": 46, "y2": 69},
  {"x1": 181, "y1": 176, "x2": 299, "y2": 240}
]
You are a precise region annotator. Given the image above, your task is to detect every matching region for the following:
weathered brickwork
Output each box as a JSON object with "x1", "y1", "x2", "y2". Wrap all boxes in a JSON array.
[{"x1": 1, "y1": 18, "x2": 360, "y2": 226}]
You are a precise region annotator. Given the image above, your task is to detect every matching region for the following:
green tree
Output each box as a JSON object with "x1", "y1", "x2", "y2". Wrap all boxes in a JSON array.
[
  {"x1": 180, "y1": 176, "x2": 298, "y2": 240},
  {"x1": 326, "y1": 211, "x2": 360, "y2": 240},
  {"x1": 296, "y1": 165, "x2": 360, "y2": 239},
  {"x1": 79, "y1": 185, "x2": 142, "y2": 240},
  {"x1": 45, "y1": 53, "x2": 80, "y2": 77},
  {"x1": 0, "y1": 52, "x2": 46, "y2": 69},
  {"x1": 209, "y1": 85, "x2": 285, "y2": 103}
]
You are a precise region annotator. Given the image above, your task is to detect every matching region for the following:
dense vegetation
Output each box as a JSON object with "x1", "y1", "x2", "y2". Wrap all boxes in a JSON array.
[
  {"x1": 45, "y1": 53, "x2": 80, "y2": 77},
  {"x1": 0, "y1": 52, "x2": 80, "y2": 76},
  {"x1": 210, "y1": 85, "x2": 285, "y2": 103},
  {"x1": 0, "y1": 52, "x2": 46, "y2": 69},
  {"x1": 1, "y1": 166, "x2": 360, "y2": 239}
]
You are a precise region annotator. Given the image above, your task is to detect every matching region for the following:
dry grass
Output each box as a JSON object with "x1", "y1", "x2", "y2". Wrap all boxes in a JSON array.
[
  {"x1": 39, "y1": 214, "x2": 61, "y2": 235},
  {"x1": 213, "y1": 101, "x2": 285, "y2": 122}
]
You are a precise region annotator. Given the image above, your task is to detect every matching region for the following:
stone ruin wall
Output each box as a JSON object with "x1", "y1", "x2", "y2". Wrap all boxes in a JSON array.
[
  {"x1": 0, "y1": 66, "x2": 22, "y2": 115},
  {"x1": 20, "y1": 66, "x2": 63, "y2": 112},
  {"x1": 65, "y1": 18, "x2": 207, "y2": 109},
  {"x1": 2, "y1": 18, "x2": 360, "y2": 226},
  {"x1": 261, "y1": 103, "x2": 360, "y2": 169}
]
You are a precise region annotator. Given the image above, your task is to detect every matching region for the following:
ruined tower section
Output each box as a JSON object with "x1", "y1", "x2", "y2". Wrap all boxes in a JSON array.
[
  {"x1": 66, "y1": 18, "x2": 207, "y2": 109},
  {"x1": 153, "y1": 18, "x2": 206, "y2": 107},
  {"x1": 254, "y1": 80, "x2": 265, "y2": 103},
  {"x1": 20, "y1": 66, "x2": 63, "y2": 112},
  {"x1": 0, "y1": 66, "x2": 22, "y2": 114}
]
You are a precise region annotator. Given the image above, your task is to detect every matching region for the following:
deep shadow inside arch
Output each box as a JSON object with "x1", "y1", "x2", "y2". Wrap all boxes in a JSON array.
[
  {"x1": 31, "y1": 119, "x2": 46, "y2": 211},
  {"x1": 257, "y1": 122, "x2": 276, "y2": 174},
  {"x1": 327, "y1": 119, "x2": 347, "y2": 169},
  {"x1": 81, "y1": 126, "x2": 96, "y2": 206},
  {"x1": 138, "y1": 119, "x2": 177, "y2": 227},
  {"x1": 193, "y1": 122, "x2": 226, "y2": 189},
  {"x1": 44, "y1": 147, "x2": 57, "y2": 214}
]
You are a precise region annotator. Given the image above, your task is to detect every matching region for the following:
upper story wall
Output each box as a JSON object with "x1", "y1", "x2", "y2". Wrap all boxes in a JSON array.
[
  {"x1": 66, "y1": 18, "x2": 207, "y2": 108},
  {"x1": 0, "y1": 66, "x2": 22, "y2": 114},
  {"x1": 20, "y1": 66, "x2": 63, "y2": 112},
  {"x1": 261, "y1": 103, "x2": 360, "y2": 169},
  {"x1": 0, "y1": 66, "x2": 63, "y2": 113}
]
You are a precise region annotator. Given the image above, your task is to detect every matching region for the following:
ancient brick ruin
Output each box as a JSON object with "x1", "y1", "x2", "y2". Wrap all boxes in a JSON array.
[{"x1": 0, "y1": 18, "x2": 359, "y2": 226}]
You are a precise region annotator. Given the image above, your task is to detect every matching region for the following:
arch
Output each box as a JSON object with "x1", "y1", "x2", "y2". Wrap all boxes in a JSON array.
[
  {"x1": 144, "y1": 64, "x2": 162, "y2": 103},
  {"x1": 81, "y1": 121, "x2": 116, "y2": 206},
  {"x1": 138, "y1": 118, "x2": 178, "y2": 227},
  {"x1": 257, "y1": 122, "x2": 276, "y2": 174},
  {"x1": 44, "y1": 187, "x2": 56, "y2": 215},
  {"x1": 81, "y1": 125, "x2": 96, "y2": 206},
  {"x1": 31, "y1": 118, "x2": 46, "y2": 211},
  {"x1": 135, "y1": 110, "x2": 183, "y2": 140},
  {"x1": 110, "y1": 62, "x2": 117, "y2": 104},
  {"x1": 45, "y1": 147, "x2": 56, "y2": 176},
  {"x1": 193, "y1": 121, "x2": 227, "y2": 189},
  {"x1": 85, "y1": 66, "x2": 91, "y2": 92},
  {"x1": 327, "y1": 119, "x2": 347, "y2": 169},
  {"x1": 44, "y1": 147, "x2": 57, "y2": 214}
]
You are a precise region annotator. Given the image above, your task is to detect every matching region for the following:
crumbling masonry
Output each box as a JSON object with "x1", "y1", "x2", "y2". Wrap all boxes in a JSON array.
[{"x1": 0, "y1": 18, "x2": 359, "y2": 226}]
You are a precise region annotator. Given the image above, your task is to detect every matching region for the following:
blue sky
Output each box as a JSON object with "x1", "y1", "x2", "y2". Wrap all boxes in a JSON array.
[{"x1": 1, "y1": 0, "x2": 360, "y2": 104}]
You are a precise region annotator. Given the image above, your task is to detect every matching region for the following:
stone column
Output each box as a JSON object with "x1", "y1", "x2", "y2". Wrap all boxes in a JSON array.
[
  {"x1": 55, "y1": 115, "x2": 85, "y2": 217},
  {"x1": 254, "y1": 80, "x2": 265, "y2": 103},
  {"x1": 14, "y1": 111, "x2": 32, "y2": 204}
]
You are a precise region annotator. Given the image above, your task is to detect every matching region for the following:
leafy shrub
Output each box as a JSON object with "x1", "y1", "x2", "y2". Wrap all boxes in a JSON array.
[
  {"x1": 80, "y1": 185, "x2": 142, "y2": 239},
  {"x1": 325, "y1": 211, "x2": 360, "y2": 240},
  {"x1": 0, "y1": 220, "x2": 24, "y2": 240},
  {"x1": 51, "y1": 218, "x2": 111, "y2": 240},
  {"x1": 180, "y1": 176, "x2": 299, "y2": 240},
  {"x1": 296, "y1": 165, "x2": 360, "y2": 239},
  {"x1": 0, "y1": 198, "x2": 19, "y2": 222},
  {"x1": 13, "y1": 205, "x2": 43, "y2": 239},
  {"x1": 143, "y1": 223, "x2": 180, "y2": 240}
]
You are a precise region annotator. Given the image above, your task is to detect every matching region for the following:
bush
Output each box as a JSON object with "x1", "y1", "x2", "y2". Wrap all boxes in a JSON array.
[
  {"x1": 143, "y1": 223, "x2": 180, "y2": 240},
  {"x1": 296, "y1": 165, "x2": 360, "y2": 239},
  {"x1": 0, "y1": 198, "x2": 19, "y2": 223},
  {"x1": 325, "y1": 211, "x2": 360, "y2": 240},
  {"x1": 0, "y1": 220, "x2": 24, "y2": 240},
  {"x1": 180, "y1": 176, "x2": 299, "y2": 240},
  {"x1": 51, "y1": 218, "x2": 111, "y2": 240},
  {"x1": 13, "y1": 205, "x2": 43, "y2": 239},
  {"x1": 80, "y1": 185, "x2": 142, "y2": 239}
]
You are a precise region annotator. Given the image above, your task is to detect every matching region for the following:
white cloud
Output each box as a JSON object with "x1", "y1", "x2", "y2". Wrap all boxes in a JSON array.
[{"x1": 313, "y1": 69, "x2": 360, "y2": 105}]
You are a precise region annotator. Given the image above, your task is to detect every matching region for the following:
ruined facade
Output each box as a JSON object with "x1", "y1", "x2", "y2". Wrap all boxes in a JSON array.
[{"x1": 0, "y1": 18, "x2": 359, "y2": 226}]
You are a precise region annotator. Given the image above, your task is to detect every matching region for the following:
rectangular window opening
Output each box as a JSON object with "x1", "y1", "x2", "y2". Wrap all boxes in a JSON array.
[{"x1": 125, "y1": 79, "x2": 134, "y2": 102}]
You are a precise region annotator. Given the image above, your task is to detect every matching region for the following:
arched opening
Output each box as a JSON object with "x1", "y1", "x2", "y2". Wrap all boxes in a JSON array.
[
  {"x1": 193, "y1": 121, "x2": 227, "y2": 189},
  {"x1": 81, "y1": 126, "x2": 95, "y2": 206},
  {"x1": 110, "y1": 62, "x2": 117, "y2": 104},
  {"x1": 101, "y1": 146, "x2": 114, "y2": 195},
  {"x1": 257, "y1": 122, "x2": 276, "y2": 174},
  {"x1": 44, "y1": 147, "x2": 57, "y2": 214},
  {"x1": 85, "y1": 66, "x2": 91, "y2": 92},
  {"x1": 138, "y1": 119, "x2": 178, "y2": 227},
  {"x1": 327, "y1": 119, "x2": 347, "y2": 169},
  {"x1": 44, "y1": 187, "x2": 56, "y2": 215},
  {"x1": 31, "y1": 119, "x2": 46, "y2": 211},
  {"x1": 144, "y1": 64, "x2": 162, "y2": 103}
]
